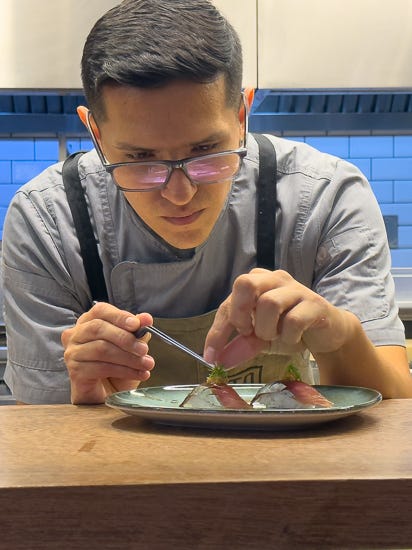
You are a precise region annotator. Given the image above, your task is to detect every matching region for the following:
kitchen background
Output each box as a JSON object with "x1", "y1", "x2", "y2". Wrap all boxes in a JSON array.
[
  {"x1": 1, "y1": 0, "x2": 412, "y2": 398},
  {"x1": 1, "y1": 93, "x2": 412, "y2": 265}
]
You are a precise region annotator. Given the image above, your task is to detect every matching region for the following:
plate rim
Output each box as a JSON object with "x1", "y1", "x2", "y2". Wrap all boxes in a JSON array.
[{"x1": 105, "y1": 383, "x2": 382, "y2": 416}]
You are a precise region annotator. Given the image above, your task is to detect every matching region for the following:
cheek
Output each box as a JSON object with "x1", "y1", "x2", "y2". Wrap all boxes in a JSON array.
[
  {"x1": 209, "y1": 182, "x2": 232, "y2": 209},
  {"x1": 124, "y1": 192, "x2": 156, "y2": 219}
]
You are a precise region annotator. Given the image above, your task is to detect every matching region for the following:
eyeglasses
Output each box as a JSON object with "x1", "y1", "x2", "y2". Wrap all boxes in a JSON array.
[{"x1": 85, "y1": 94, "x2": 248, "y2": 192}]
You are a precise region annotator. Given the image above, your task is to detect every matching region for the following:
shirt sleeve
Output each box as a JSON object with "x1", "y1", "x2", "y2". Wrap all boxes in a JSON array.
[
  {"x1": 306, "y1": 158, "x2": 404, "y2": 346},
  {"x1": 2, "y1": 185, "x2": 90, "y2": 404}
]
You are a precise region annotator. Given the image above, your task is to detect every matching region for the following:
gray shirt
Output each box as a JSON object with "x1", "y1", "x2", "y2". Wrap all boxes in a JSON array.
[{"x1": 1, "y1": 134, "x2": 404, "y2": 403}]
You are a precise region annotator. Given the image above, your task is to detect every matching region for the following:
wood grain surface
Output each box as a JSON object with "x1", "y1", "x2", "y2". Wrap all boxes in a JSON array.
[{"x1": 0, "y1": 400, "x2": 411, "y2": 549}]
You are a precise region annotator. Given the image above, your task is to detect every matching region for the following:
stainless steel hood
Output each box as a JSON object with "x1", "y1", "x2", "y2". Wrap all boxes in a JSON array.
[
  {"x1": 0, "y1": 0, "x2": 119, "y2": 90},
  {"x1": 2, "y1": 0, "x2": 412, "y2": 136},
  {"x1": 0, "y1": 0, "x2": 256, "y2": 91},
  {"x1": 2, "y1": 0, "x2": 412, "y2": 91},
  {"x1": 257, "y1": 0, "x2": 412, "y2": 91}
]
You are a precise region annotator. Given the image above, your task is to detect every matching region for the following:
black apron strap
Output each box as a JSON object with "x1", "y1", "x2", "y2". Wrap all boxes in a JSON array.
[
  {"x1": 252, "y1": 133, "x2": 278, "y2": 270},
  {"x1": 62, "y1": 152, "x2": 109, "y2": 303}
]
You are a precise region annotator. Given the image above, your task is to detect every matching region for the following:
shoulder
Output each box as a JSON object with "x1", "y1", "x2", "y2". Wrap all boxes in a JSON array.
[
  {"x1": 250, "y1": 134, "x2": 375, "y2": 219},
  {"x1": 13, "y1": 149, "x2": 103, "y2": 196},
  {"x1": 7, "y1": 150, "x2": 105, "y2": 219},
  {"x1": 250, "y1": 133, "x2": 358, "y2": 182}
]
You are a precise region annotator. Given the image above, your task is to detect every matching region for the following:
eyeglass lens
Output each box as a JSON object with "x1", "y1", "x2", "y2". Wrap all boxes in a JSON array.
[{"x1": 112, "y1": 152, "x2": 241, "y2": 190}]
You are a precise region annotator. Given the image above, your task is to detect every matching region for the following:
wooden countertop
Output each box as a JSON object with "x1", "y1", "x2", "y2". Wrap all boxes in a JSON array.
[{"x1": 0, "y1": 400, "x2": 411, "y2": 549}]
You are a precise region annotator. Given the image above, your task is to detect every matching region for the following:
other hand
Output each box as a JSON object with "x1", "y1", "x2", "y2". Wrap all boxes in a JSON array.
[{"x1": 204, "y1": 268, "x2": 352, "y2": 368}]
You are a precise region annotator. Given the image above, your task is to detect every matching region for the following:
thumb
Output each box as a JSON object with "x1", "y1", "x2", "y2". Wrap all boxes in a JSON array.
[{"x1": 211, "y1": 333, "x2": 267, "y2": 369}]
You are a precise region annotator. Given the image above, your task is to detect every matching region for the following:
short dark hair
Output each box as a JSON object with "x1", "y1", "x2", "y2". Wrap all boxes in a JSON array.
[{"x1": 81, "y1": 0, "x2": 243, "y2": 121}]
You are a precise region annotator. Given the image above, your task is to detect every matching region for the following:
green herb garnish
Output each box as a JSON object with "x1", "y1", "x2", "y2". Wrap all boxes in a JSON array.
[
  {"x1": 206, "y1": 365, "x2": 229, "y2": 385},
  {"x1": 284, "y1": 364, "x2": 302, "y2": 381}
]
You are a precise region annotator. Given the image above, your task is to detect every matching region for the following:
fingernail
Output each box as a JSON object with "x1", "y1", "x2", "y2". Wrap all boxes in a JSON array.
[
  {"x1": 204, "y1": 346, "x2": 216, "y2": 363},
  {"x1": 125, "y1": 316, "x2": 137, "y2": 329},
  {"x1": 142, "y1": 356, "x2": 155, "y2": 370},
  {"x1": 133, "y1": 340, "x2": 148, "y2": 354}
]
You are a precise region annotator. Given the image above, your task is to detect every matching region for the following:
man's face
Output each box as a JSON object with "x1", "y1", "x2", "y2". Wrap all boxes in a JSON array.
[{"x1": 95, "y1": 78, "x2": 243, "y2": 249}]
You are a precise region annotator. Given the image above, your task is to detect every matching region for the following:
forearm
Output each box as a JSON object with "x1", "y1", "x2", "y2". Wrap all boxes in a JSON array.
[{"x1": 314, "y1": 312, "x2": 412, "y2": 398}]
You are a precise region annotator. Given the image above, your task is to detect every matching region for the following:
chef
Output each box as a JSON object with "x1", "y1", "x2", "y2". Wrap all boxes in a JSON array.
[{"x1": 2, "y1": 0, "x2": 412, "y2": 404}]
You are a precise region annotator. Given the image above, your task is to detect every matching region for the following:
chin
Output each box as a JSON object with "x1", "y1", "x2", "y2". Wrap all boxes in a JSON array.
[
  {"x1": 168, "y1": 237, "x2": 204, "y2": 250},
  {"x1": 164, "y1": 231, "x2": 207, "y2": 250}
]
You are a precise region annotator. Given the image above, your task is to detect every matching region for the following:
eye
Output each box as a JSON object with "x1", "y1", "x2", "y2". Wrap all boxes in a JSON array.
[
  {"x1": 192, "y1": 142, "x2": 219, "y2": 154},
  {"x1": 124, "y1": 151, "x2": 154, "y2": 161}
]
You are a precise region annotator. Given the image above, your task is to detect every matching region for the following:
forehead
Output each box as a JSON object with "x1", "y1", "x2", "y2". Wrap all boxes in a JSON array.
[
  {"x1": 97, "y1": 78, "x2": 239, "y2": 147},
  {"x1": 99, "y1": 74, "x2": 233, "y2": 111}
]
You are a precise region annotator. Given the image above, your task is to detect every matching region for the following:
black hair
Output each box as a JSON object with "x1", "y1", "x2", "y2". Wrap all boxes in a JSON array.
[{"x1": 81, "y1": 0, "x2": 243, "y2": 121}]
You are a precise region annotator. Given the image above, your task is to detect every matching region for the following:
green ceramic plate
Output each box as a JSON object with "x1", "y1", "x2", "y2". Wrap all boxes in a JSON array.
[{"x1": 106, "y1": 384, "x2": 382, "y2": 430}]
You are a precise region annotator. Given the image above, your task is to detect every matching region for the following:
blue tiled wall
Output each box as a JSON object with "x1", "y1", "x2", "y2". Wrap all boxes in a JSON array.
[
  {"x1": 0, "y1": 135, "x2": 411, "y2": 266},
  {"x1": 298, "y1": 135, "x2": 412, "y2": 267},
  {"x1": 0, "y1": 138, "x2": 93, "y2": 240}
]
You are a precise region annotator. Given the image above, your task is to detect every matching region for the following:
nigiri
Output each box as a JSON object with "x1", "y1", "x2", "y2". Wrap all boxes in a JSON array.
[
  {"x1": 180, "y1": 366, "x2": 251, "y2": 409},
  {"x1": 251, "y1": 365, "x2": 333, "y2": 409}
]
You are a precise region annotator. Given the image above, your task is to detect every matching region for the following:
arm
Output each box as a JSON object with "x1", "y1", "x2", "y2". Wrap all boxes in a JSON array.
[
  {"x1": 204, "y1": 147, "x2": 411, "y2": 397},
  {"x1": 204, "y1": 268, "x2": 412, "y2": 398},
  {"x1": 315, "y1": 331, "x2": 411, "y2": 398},
  {"x1": 2, "y1": 184, "x2": 154, "y2": 405}
]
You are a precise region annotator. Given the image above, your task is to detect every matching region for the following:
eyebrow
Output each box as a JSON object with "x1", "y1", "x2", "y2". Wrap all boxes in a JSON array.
[{"x1": 113, "y1": 131, "x2": 229, "y2": 152}]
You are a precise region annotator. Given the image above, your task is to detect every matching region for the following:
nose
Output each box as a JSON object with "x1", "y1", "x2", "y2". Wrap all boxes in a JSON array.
[{"x1": 160, "y1": 167, "x2": 198, "y2": 205}]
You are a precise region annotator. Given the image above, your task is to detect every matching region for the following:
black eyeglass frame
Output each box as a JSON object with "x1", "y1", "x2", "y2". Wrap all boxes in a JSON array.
[{"x1": 85, "y1": 92, "x2": 249, "y2": 192}]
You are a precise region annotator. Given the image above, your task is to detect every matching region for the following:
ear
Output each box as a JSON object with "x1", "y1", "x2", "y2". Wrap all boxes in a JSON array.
[
  {"x1": 239, "y1": 87, "x2": 255, "y2": 126},
  {"x1": 243, "y1": 87, "x2": 255, "y2": 111},
  {"x1": 77, "y1": 106, "x2": 101, "y2": 139}
]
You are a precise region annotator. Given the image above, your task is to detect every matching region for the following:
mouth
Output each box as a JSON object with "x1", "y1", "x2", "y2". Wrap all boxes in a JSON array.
[{"x1": 162, "y1": 209, "x2": 204, "y2": 226}]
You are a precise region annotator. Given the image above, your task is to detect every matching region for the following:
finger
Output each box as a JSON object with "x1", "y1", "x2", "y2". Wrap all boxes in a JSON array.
[
  {"x1": 204, "y1": 272, "x2": 291, "y2": 362},
  {"x1": 229, "y1": 269, "x2": 293, "y2": 334},
  {"x1": 107, "y1": 374, "x2": 151, "y2": 391},
  {"x1": 275, "y1": 300, "x2": 327, "y2": 347},
  {"x1": 78, "y1": 301, "x2": 153, "y2": 333},
  {"x1": 66, "y1": 317, "x2": 152, "y2": 356},
  {"x1": 252, "y1": 286, "x2": 309, "y2": 341},
  {"x1": 69, "y1": 360, "x2": 153, "y2": 405},
  {"x1": 204, "y1": 299, "x2": 236, "y2": 363},
  {"x1": 65, "y1": 337, "x2": 153, "y2": 369},
  {"x1": 214, "y1": 333, "x2": 267, "y2": 369},
  {"x1": 68, "y1": 356, "x2": 154, "y2": 383}
]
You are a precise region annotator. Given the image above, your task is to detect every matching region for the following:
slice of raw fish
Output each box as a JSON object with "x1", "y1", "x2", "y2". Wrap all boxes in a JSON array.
[
  {"x1": 251, "y1": 380, "x2": 333, "y2": 409},
  {"x1": 180, "y1": 384, "x2": 222, "y2": 409},
  {"x1": 180, "y1": 366, "x2": 251, "y2": 409},
  {"x1": 180, "y1": 383, "x2": 251, "y2": 409}
]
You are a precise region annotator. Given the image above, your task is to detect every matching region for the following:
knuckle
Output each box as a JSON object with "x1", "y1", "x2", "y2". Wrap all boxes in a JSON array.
[
  {"x1": 88, "y1": 318, "x2": 106, "y2": 339},
  {"x1": 116, "y1": 330, "x2": 134, "y2": 349},
  {"x1": 256, "y1": 293, "x2": 281, "y2": 320},
  {"x1": 250, "y1": 267, "x2": 268, "y2": 275},
  {"x1": 61, "y1": 327, "x2": 71, "y2": 347},
  {"x1": 257, "y1": 291, "x2": 277, "y2": 309},
  {"x1": 284, "y1": 311, "x2": 303, "y2": 331},
  {"x1": 91, "y1": 301, "x2": 106, "y2": 316},
  {"x1": 63, "y1": 347, "x2": 73, "y2": 364},
  {"x1": 63, "y1": 349, "x2": 82, "y2": 378},
  {"x1": 232, "y1": 277, "x2": 257, "y2": 312},
  {"x1": 233, "y1": 273, "x2": 254, "y2": 292},
  {"x1": 274, "y1": 269, "x2": 291, "y2": 283},
  {"x1": 76, "y1": 311, "x2": 89, "y2": 324},
  {"x1": 63, "y1": 340, "x2": 80, "y2": 365},
  {"x1": 314, "y1": 294, "x2": 328, "y2": 311},
  {"x1": 94, "y1": 339, "x2": 109, "y2": 355}
]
